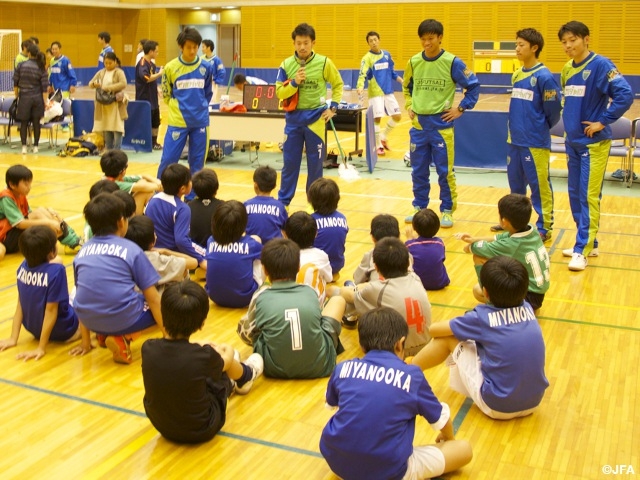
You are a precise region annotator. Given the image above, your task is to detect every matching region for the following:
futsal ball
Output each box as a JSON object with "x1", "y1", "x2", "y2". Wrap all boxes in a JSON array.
[{"x1": 404, "y1": 151, "x2": 411, "y2": 167}]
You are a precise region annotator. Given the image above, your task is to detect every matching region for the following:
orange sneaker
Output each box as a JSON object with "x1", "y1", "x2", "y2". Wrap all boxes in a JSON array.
[{"x1": 105, "y1": 336, "x2": 132, "y2": 364}]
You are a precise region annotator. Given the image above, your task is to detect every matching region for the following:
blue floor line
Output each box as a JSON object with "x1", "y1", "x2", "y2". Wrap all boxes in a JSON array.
[{"x1": 0, "y1": 376, "x2": 322, "y2": 459}]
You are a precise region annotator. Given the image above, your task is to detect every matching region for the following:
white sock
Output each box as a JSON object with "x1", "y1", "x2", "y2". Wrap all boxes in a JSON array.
[
  {"x1": 384, "y1": 118, "x2": 397, "y2": 137},
  {"x1": 374, "y1": 124, "x2": 381, "y2": 148}
]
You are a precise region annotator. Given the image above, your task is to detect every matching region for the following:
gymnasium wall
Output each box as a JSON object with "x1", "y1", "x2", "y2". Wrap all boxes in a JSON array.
[
  {"x1": 240, "y1": 1, "x2": 640, "y2": 75},
  {"x1": 0, "y1": 3, "x2": 182, "y2": 69}
]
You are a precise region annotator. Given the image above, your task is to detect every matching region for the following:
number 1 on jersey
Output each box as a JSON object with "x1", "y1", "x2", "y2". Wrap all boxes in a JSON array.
[{"x1": 285, "y1": 308, "x2": 303, "y2": 351}]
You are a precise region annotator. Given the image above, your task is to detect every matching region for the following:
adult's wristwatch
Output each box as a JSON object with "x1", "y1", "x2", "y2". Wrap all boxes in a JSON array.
[
  {"x1": 457, "y1": 106, "x2": 465, "y2": 113},
  {"x1": 330, "y1": 106, "x2": 338, "y2": 113}
]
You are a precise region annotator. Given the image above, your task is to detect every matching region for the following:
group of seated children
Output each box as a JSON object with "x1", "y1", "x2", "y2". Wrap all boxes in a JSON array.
[{"x1": 0, "y1": 156, "x2": 551, "y2": 478}]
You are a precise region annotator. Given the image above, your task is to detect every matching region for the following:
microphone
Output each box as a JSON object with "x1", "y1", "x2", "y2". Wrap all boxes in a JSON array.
[{"x1": 299, "y1": 59, "x2": 306, "y2": 84}]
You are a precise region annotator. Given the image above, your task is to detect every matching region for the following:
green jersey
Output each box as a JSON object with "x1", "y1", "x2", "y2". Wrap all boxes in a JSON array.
[
  {"x1": 470, "y1": 225, "x2": 550, "y2": 294},
  {"x1": 238, "y1": 281, "x2": 338, "y2": 379},
  {"x1": 276, "y1": 52, "x2": 343, "y2": 110}
]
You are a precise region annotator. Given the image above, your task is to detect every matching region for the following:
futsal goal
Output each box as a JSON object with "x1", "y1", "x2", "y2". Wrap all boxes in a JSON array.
[{"x1": 0, "y1": 29, "x2": 22, "y2": 95}]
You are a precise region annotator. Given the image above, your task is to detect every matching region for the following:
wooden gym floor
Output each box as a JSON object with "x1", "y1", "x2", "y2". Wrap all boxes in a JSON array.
[{"x1": 0, "y1": 92, "x2": 639, "y2": 479}]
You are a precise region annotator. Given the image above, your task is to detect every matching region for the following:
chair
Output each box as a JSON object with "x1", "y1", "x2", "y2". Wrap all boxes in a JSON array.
[
  {"x1": 549, "y1": 117, "x2": 566, "y2": 156},
  {"x1": 0, "y1": 96, "x2": 22, "y2": 146},
  {"x1": 628, "y1": 117, "x2": 640, "y2": 188},
  {"x1": 41, "y1": 98, "x2": 72, "y2": 148},
  {"x1": 607, "y1": 117, "x2": 633, "y2": 187}
]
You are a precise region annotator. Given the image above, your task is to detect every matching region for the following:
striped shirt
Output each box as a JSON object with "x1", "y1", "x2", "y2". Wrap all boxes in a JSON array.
[{"x1": 14, "y1": 59, "x2": 48, "y2": 97}]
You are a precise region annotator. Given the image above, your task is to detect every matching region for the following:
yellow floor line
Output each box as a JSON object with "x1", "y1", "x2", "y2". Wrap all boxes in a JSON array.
[
  {"x1": 88, "y1": 426, "x2": 158, "y2": 478},
  {"x1": 444, "y1": 283, "x2": 640, "y2": 311}
]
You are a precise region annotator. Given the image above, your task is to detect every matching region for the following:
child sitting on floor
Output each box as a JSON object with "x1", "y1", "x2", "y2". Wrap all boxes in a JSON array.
[
  {"x1": 406, "y1": 208, "x2": 450, "y2": 290},
  {"x1": 142, "y1": 280, "x2": 263, "y2": 444},
  {"x1": 244, "y1": 166, "x2": 288, "y2": 244},
  {"x1": 237, "y1": 238, "x2": 346, "y2": 379},
  {"x1": 320, "y1": 307, "x2": 472, "y2": 480},
  {"x1": 0, "y1": 225, "x2": 80, "y2": 361}
]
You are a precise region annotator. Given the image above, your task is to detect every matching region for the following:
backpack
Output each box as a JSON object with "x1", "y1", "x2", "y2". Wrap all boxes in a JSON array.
[
  {"x1": 8, "y1": 98, "x2": 19, "y2": 126},
  {"x1": 58, "y1": 137, "x2": 99, "y2": 157}
]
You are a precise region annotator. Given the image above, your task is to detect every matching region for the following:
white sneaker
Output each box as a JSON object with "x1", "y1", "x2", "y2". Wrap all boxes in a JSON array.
[
  {"x1": 568, "y1": 253, "x2": 588, "y2": 271},
  {"x1": 32, "y1": 146, "x2": 38, "y2": 154},
  {"x1": 21, "y1": 146, "x2": 27, "y2": 154},
  {"x1": 562, "y1": 248, "x2": 599, "y2": 257},
  {"x1": 234, "y1": 353, "x2": 264, "y2": 395}
]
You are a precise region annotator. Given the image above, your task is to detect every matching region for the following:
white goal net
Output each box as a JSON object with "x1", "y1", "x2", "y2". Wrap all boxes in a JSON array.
[{"x1": 0, "y1": 30, "x2": 22, "y2": 95}]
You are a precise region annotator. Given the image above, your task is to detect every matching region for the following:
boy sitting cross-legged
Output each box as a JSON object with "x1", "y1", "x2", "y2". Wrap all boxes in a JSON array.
[
  {"x1": 320, "y1": 307, "x2": 472, "y2": 480},
  {"x1": 237, "y1": 238, "x2": 346, "y2": 379}
]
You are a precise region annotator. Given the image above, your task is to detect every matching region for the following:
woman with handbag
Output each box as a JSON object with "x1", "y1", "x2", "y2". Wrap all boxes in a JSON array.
[
  {"x1": 89, "y1": 51, "x2": 128, "y2": 150},
  {"x1": 13, "y1": 43, "x2": 50, "y2": 155}
]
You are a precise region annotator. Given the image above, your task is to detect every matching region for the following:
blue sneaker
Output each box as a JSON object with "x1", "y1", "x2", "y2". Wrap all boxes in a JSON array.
[
  {"x1": 344, "y1": 280, "x2": 356, "y2": 288},
  {"x1": 441, "y1": 210, "x2": 454, "y2": 228},
  {"x1": 405, "y1": 207, "x2": 420, "y2": 224}
]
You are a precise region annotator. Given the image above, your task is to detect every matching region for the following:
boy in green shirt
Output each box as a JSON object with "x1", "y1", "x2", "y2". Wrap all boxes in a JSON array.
[{"x1": 455, "y1": 194, "x2": 550, "y2": 310}]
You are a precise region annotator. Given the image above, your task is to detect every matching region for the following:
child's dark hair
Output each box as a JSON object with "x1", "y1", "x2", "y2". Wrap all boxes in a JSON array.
[
  {"x1": 292, "y1": 23, "x2": 316, "y2": 41},
  {"x1": 284, "y1": 211, "x2": 317, "y2": 249},
  {"x1": 6, "y1": 164, "x2": 33, "y2": 188},
  {"x1": 178, "y1": 27, "x2": 202, "y2": 47},
  {"x1": 253, "y1": 166, "x2": 277, "y2": 193},
  {"x1": 18, "y1": 226, "x2": 58, "y2": 268},
  {"x1": 112, "y1": 190, "x2": 136, "y2": 218},
  {"x1": 516, "y1": 28, "x2": 544, "y2": 57},
  {"x1": 372, "y1": 237, "x2": 410, "y2": 279},
  {"x1": 161, "y1": 164, "x2": 191, "y2": 196},
  {"x1": 98, "y1": 32, "x2": 111, "y2": 43},
  {"x1": 412, "y1": 208, "x2": 440, "y2": 238},
  {"x1": 558, "y1": 21, "x2": 589, "y2": 41},
  {"x1": 480, "y1": 256, "x2": 529, "y2": 308},
  {"x1": 143, "y1": 40, "x2": 158, "y2": 55},
  {"x1": 418, "y1": 19, "x2": 444, "y2": 37},
  {"x1": 366, "y1": 31, "x2": 380, "y2": 42},
  {"x1": 124, "y1": 215, "x2": 155, "y2": 251},
  {"x1": 233, "y1": 73, "x2": 247, "y2": 85},
  {"x1": 161, "y1": 280, "x2": 210, "y2": 338},
  {"x1": 370, "y1": 214, "x2": 399, "y2": 241},
  {"x1": 212, "y1": 200, "x2": 247, "y2": 245},
  {"x1": 202, "y1": 39, "x2": 214, "y2": 51},
  {"x1": 261, "y1": 238, "x2": 300, "y2": 281},
  {"x1": 84, "y1": 193, "x2": 126, "y2": 236},
  {"x1": 498, "y1": 194, "x2": 532, "y2": 232},
  {"x1": 358, "y1": 307, "x2": 408, "y2": 353},
  {"x1": 89, "y1": 179, "x2": 119, "y2": 199},
  {"x1": 191, "y1": 169, "x2": 219, "y2": 200},
  {"x1": 100, "y1": 150, "x2": 129, "y2": 177},
  {"x1": 307, "y1": 177, "x2": 340, "y2": 215}
]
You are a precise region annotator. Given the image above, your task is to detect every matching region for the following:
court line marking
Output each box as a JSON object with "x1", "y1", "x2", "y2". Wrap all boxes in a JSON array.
[
  {"x1": 0, "y1": 377, "x2": 324, "y2": 459},
  {"x1": 430, "y1": 302, "x2": 640, "y2": 332}
]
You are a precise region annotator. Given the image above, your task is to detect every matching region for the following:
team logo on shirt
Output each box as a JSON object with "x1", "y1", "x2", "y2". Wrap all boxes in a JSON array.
[
  {"x1": 463, "y1": 68, "x2": 473, "y2": 78},
  {"x1": 582, "y1": 69, "x2": 591, "y2": 81},
  {"x1": 606, "y1": 68, "x2": 621, "y2": 82},
  {"x1": 530, "y1": 76, "x2": 537, "y2": 87},
  {"x1": 199, "y1": 66, "x2": 207, "y2": 76},
  {"x1": 543, "y1": 89, "x2": 558, "y2": 101}
]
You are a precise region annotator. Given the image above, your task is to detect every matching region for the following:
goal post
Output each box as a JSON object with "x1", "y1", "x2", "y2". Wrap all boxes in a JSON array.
[{"x1": 0, "y1": 29, "x2": 22, "y2": 95}]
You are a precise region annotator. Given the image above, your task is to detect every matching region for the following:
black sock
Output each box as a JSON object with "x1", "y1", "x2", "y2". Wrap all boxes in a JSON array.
[
  {"x1": 152, "y1": 135, "x2": 158, "y2": 146},
  {"x1": 235, "y1": 363, "x2": 254, "y2": 388}
]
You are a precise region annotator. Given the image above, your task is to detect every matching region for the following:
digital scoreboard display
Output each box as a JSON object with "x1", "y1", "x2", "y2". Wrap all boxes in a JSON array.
[{"x1": 242, "y1": 84, "x2": 284, "y2": 113}]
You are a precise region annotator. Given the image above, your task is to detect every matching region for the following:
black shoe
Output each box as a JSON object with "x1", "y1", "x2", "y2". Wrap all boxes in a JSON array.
[{"x1": 342, "y1": 315, "x2": 358, "y2": 329}]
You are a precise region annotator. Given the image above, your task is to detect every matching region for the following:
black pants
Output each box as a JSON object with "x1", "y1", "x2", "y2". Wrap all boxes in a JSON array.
[{"x1": 17, "y1": 95, "x2": 44, "y2": 146}]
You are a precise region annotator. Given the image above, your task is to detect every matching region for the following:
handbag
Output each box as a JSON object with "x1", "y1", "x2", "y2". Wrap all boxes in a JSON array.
[{"x1": 95, "y1": 87, "x2": 115, "y2": 105}]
